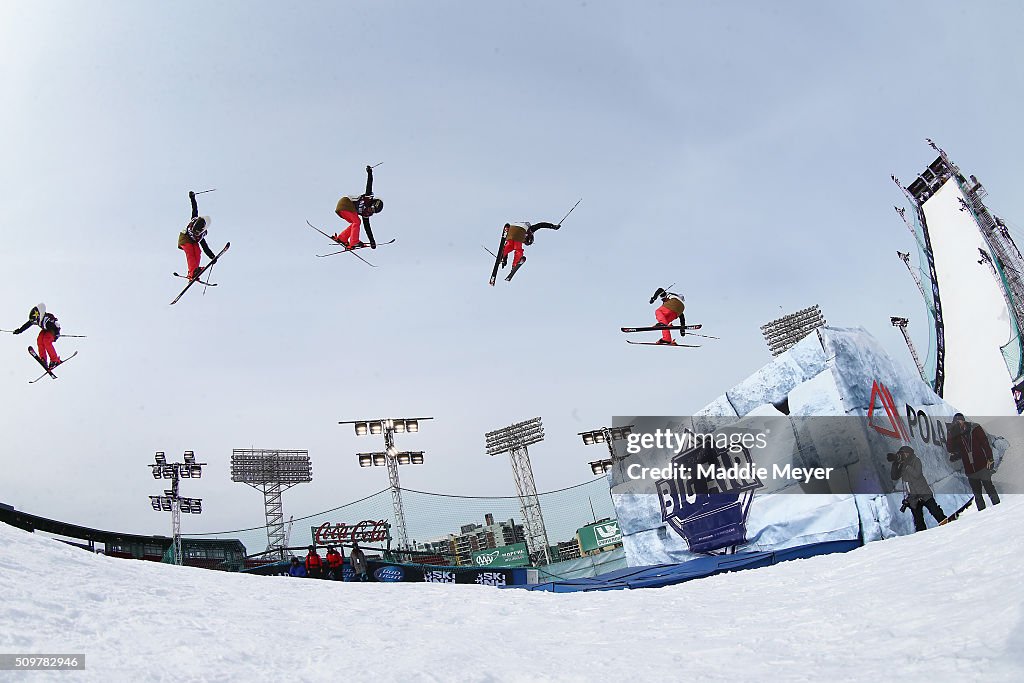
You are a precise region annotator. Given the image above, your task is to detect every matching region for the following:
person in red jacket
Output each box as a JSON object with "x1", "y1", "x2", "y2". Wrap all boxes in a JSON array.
[
  {"x1": 325, "y1": 546, "x2": 344, "y2": 580},
  {"x1": 305, "y1": 545, "x2": 324, "y2": 579},
  {"x1": 946, "y1": 413, "x2": 1000, "y2": 510}
]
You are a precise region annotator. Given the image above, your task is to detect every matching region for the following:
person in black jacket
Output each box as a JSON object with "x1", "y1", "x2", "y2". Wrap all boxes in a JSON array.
[
  {"x1": 13, "y1": 303, "x2": 62, "y2": 369},
  {"x1": 178, "y1": 191, "x2": 219, "y2": 281},
  {"x1": 332, "y1": 165, "x2": 384, "y2": 248},
  {"x1": 889, "y1": 445, "x2": 946, "y2": 531}
]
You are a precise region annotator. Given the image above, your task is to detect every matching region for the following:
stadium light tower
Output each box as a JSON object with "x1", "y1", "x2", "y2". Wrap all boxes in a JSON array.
[
  {"x1": 340, "y1": 417, "x2": 432, "y2": 551},
  {"x1": 485, "y1": 417, "x2": 552, "y2": 565},
  {"x1": 760, "y1": 305, "x2": 826, "y2": 357},
  {"x1": 579, "y1": 425, "x2": 633, "y2": 475},
  {"x1": 231, "y1": 449, "x2": 312, "y2": 560},
  {"x1": 890, "y1": 316, "x2": 927, "y2": 381},
  {"x1": 148, "y1": 451, "x2": 206, "y2": 565}
]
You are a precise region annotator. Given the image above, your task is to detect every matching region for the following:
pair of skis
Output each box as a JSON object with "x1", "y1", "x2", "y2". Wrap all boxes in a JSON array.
[
  {"x1": 621, "y1": 324, "x2": 717, "y2": 348},
  {"x1": 170, "y1": 242, "x2": 231, "y2": 305},
  {"x1": 306, "y1": 221, "x2": 394, "y2": 267},
  {"x1": 28, "y1": 347, "x2": 79, "y2": 384},
  {"x1": 484, "y1": 237, "x2": 526, "y2": 285}
]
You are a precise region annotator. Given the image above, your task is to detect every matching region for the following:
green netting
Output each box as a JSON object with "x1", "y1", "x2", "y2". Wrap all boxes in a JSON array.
[{"x1": 907, "y1": 207, "x2": 940, "y2": 386}]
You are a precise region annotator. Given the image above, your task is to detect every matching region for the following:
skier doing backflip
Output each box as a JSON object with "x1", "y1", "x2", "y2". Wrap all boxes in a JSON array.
[
  {"x1": 14, "y1": 303, "x2": 62, "y2": 369},
  {"x1": 499, "y1": 221, "x2": 560, "y2": 280},
  {"x1": 650, "y1": 287, "x2": 686, "y2": 345},
  {"x1": 179, "y1": 191, "x2": 218, "y2": 281},
  {"x1": 332, "y1": 165, "x2": 383, "y2": 249}
]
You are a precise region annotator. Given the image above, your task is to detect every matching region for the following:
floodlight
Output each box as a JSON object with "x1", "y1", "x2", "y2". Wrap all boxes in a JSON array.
[
  {"x1": 354, "y1": 422, "x2": 369, "y2": 436},
  {"x1": 394, "y1": 421, "x2": 406, "y2": 433},
  {"x1": 190, "y1": 465, "x2": 202, "y2": 478},
  {"x1": 407, "y1": 420, "x2": 419, "y2": 433},
  {"x1": 192, "y1": 500, "x2": 203, "y2": 514},
  {"x1": 150, "y1": 496, "x2": 161, "y2": 510},
  {"x1": 369, "y1": 422, "x2": 383, "y2": 435},
  {"x1": 410, "y1": 452, "x2": 425, "y2": 465},
  {"x1": 590, "y1": 459, "x2": 613, "y2": 475},
  {"x1": 358, "y1": 454, "x2": 373, "y2": 467},
  {"x1": 372, "y1": 454, "x2": 387, "y2": 467},
  {"x1": 162, "y1": 465, "x2": 175, "y2": 479},
  {"x1": 582, "y1": 433, "x2": 596, "y2": 445},
  {"x1": 151, "y1": 466, "x2": 161, "y2": 479},
  {"x1": 183, "y1": 451, "x2": 195, "y2": 463},
  {"x1": 180, "y1": 466, "x2": 192, "y2": 478},
  {"x1": 161, "y1": 499, "x2": 172, "y2": 512},
  {"x1": 155, "y1": 452, "x2": 166, "y2": 464},
  {"x1": 397, "y1": 453, "x2": 411, "y2": 465},
  {"x1": 387, "y1": 446, "x2": 398, "y2": 458}
]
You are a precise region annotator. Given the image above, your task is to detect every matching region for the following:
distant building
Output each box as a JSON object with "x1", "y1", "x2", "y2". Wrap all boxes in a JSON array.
[{"x1": 413, "y1": 515, "x2": 526, "y2": 566}]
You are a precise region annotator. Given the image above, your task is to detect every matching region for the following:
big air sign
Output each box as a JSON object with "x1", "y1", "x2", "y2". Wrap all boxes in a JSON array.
[
  {"x1": 471, "y1": 542, "x2": 529, "y2": 568},
  {"x1": 577, "y1": 520, "x2": 623, "y2": 552}
]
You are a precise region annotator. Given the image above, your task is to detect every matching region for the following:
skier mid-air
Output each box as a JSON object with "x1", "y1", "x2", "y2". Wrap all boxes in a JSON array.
[
  {"x1": 489, "y1": 221, "x2": 560, "y2": 284},
  {"x1": 179, "y1": 191, "x2": 220, "y2": 281},
  {"x1": 14, "y1": 303, "x2": 62, "y2": 369},
  {"x1": 649, "y1": 287, "x2": 686, "y2": 345},
  {"x1": 332, "y1": 165, "x2": 384, "y2": 249}
]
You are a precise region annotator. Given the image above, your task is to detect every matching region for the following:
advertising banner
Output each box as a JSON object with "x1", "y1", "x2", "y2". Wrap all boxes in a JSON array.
[{"x1": 470, "y1": 543, "x2": 529, "y2": 568}]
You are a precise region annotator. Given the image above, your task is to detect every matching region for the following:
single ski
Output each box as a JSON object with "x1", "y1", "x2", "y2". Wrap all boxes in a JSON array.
[
  {"x1": 173, "y1": 273, "x2": 217, "y2": 286},
  {"x1": 505, "y1": 257, "x2": 526, "y2": 281},
  {"x1": 306, "y1": 220, "x2": 377, "y2": 267},
  {"x1": 626, "y1": 340, "x2": 701, "y2": 348},
  {"x1": 170, "y1": 242, "x2": 230, "y2": 305},
  {"x1": 621, "y1": 324, "x2": 703, "y2": 333},
  {"x1": 28, "y1": 348, "x2": 78, "y2": 383},
  {"x1": 489, "y1": 225, "x2": 508, "y2": 286},
  {"x1": 938, "y1": 497, "x2": 975, "y2": 525}
]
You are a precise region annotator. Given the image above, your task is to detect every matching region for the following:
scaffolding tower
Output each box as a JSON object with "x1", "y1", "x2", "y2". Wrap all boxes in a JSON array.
[
  {"x1": 485, "y1": 417, "x2": 552, "y2": 565},
  {"x1": 231, "y1": 449, "x2": 312, "y2": 560},
  {"x1": 760, "y1": 305, "x2": 826, "y2": 357}
]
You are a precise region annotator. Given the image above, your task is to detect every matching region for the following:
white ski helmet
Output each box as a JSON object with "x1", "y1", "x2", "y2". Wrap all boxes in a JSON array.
[{"x1": 31, "y1": 303, "x2": 46, "y2": 320}]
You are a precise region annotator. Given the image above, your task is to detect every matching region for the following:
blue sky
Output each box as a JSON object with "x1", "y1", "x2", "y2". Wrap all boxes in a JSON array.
[{"x1": 2, "y1": 1, "x2": 1023, "y2": 537}]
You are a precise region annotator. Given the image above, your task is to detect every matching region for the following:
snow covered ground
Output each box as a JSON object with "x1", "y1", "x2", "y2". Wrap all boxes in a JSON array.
[{"x1": 2, "y1": 500, "x2": 1023, "y2": 682}]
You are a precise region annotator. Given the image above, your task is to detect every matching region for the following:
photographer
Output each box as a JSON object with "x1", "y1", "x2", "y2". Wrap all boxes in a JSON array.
[
  {"x1": 889, "y1": 445, "x2": 946, "y2": 531},
  {"x1": 946, "y1": 412, "x2": 1001, "y2": 511}
]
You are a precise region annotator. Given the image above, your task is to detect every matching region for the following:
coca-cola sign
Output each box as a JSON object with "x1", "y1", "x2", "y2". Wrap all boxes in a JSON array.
[{"x1": 312, "y1": 520, "x2": 390, "y2": 546}]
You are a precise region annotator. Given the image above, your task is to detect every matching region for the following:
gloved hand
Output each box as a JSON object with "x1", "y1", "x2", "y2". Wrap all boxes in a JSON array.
[
  {"x1": 189, "y1": 191, "x2": 195, "y2": 198},
  {"x1": 366, "y1": 165, "x2": 373, "y2": 173}
]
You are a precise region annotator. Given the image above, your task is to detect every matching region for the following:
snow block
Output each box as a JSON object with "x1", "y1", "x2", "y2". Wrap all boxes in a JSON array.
[{"x1": 611, "y1": 326, "x2": 996, "y2": 568}]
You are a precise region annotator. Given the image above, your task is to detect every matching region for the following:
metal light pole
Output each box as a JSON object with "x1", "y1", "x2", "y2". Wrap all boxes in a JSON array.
[
  {"x1": 148, "y1": 451, "x2": 205, "y2": 565},
  {"x1": 341, "y1": 417, "x2": 432, "y2": 551},
  {"x1": 890, "y1": 316, "x2": 927, "y2": 381},
  {"x1": 485, "y1": 417, "x2": 552, "y2": 565},
  {"x1": 231, "y1": 449, "x2": 312, "y2": 560},
  {"x1": 579, "y1": 425, "x2": 633, "y2": 475}
]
